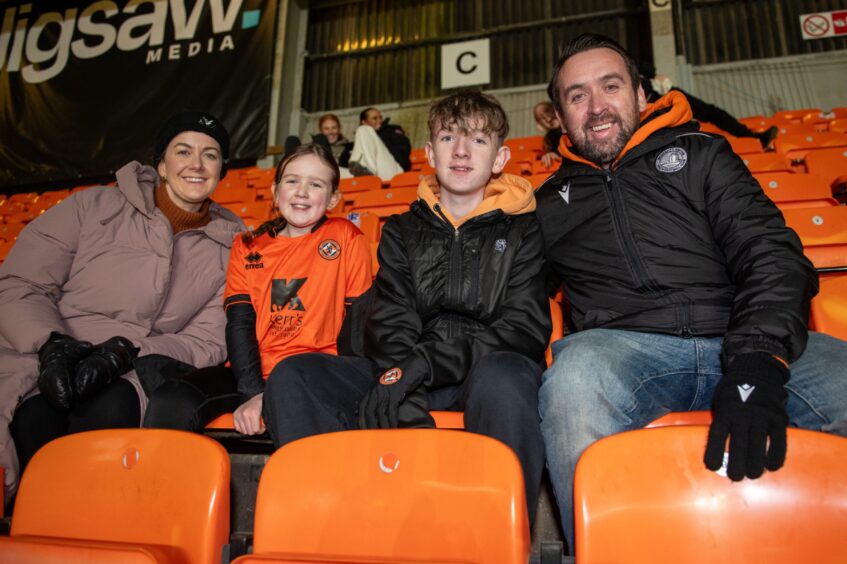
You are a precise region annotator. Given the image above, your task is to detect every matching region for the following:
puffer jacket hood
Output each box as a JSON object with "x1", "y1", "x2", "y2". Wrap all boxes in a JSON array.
[
  {"x1": 417, "y1": 172, "x2": 535, "y2": 228},
  {"x1": 557, "y1": 90, "x2": 694, "y2": 169}
]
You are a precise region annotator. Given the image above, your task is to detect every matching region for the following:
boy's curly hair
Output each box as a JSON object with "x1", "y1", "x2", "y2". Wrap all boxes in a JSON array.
[{"x1": 427, "y1": 89, "x2": 509, "y2": 144}]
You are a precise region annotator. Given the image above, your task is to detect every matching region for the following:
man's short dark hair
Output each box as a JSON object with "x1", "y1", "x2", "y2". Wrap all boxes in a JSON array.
[
  {"x1": 359, "y1": 107, "x2": 378, "y2": 123},
  {"x1": 427, "y1": 89, "x2": 509, "y2": 144},
  {"x1": 547, "y1": 33, "x2": 641, "y2": 114}
]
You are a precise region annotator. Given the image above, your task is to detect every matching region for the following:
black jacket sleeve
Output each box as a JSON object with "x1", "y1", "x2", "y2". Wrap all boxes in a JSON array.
[
  {"x1": 703, "y1": 137, "x2": 818, "y2": 364},
  {"x1": 377, "y1": 123, "x2": 412, "y2": 171},
  {"x1": 224, "y1": 298, "x2": 264, "y2": 402},
  {"x1": 365, "y1": 216, "x2": 552, "y2": 388}
]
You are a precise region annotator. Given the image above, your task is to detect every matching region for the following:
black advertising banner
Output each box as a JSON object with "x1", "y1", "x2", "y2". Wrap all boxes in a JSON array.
[{"x1": 0, "y1": 0, "x2": 277, "y2": 188}]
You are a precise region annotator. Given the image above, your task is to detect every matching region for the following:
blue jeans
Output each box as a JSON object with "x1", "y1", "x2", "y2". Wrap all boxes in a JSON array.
[{"x1": 538, "y1": 329, "x2": 847, "y2": 551}]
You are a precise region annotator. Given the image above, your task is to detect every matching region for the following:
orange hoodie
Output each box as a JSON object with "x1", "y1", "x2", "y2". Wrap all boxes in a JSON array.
[
  {"x1": 557, "y1": 90, "x2": 694, "y2": 170},
  {"x1": 416, "y1": 172, "x2": 536, "y2": 229}
]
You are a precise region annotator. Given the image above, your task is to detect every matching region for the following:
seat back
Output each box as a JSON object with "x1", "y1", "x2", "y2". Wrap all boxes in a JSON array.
[
  {"x1": 388, "y1": 171, "x2": 428, "y2": 189},
  {"x1": 803, "y1": 147, "x2": 847, "y2": 190},
  {"x1": 810, "y1": 273, "x2": 847, "y2": 340},
  {"x1": 741, "y1": 152, "x2": 793, "y2": 173},
  {"x1": 575, "y1": 426, "x2": 847, "y2": 564},
  {"x1": 251, "y1": 429, "x2": 530, "y2": 564},
  {"x1": 781, "y1": 206, "x2": 847, "y2": 268},
  {"x1": 775, "y1": 131, "x2": 847, "y2": 162},
  {"x1": 726, "y1": 135, "x2": 763, "y2": 155},
  {"x1": 339, "y1": 175, "x2": 382, "y2": 196},
  {"x1": 11, "y1": 429, "x2": 230, "y2": 564},
  {"x1": 754, "y1": 172, "x2": 839, "y2": 208},
  {"x1": 504, "y1": 135, "x2": 544, "y2": 155}
]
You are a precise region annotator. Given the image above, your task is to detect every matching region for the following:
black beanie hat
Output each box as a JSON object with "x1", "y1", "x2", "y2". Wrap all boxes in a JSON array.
[{"x1": 154, "y1": 111, "x2": 230, "y2": 179}]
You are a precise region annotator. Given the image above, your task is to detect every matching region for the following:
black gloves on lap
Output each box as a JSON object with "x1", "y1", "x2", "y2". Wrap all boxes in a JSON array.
[
  {"x1": 74, "y1": 336, "x2": 140, "y2": 401},
  {"x1": 36, "y1": 332, "x2": 139, "y2": 409},
  {"x1": 37, "y1": 332, "x2": 94, "y2": 411},
  {"x1": 704, "y1": 352, "x2": 790, "y2": 481}
]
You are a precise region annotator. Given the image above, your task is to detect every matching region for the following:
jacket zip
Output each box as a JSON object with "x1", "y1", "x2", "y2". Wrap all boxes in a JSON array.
[
  {"x1": 605, "y1": 173, "x2": 662, "y2": 298},
  {"x1": 434, "y1": 204, "x2": 463, "y2": 337}
]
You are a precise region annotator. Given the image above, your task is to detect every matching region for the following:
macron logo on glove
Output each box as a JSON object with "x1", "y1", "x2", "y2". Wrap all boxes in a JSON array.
[{"x1": 737, "y1": 383, "x2": 755, "y2": 403}]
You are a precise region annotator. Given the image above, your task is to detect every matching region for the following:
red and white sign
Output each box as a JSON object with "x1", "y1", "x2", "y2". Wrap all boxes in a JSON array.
[{"x1": 800, "y1": 10, "x2": 847, "y2": 40}]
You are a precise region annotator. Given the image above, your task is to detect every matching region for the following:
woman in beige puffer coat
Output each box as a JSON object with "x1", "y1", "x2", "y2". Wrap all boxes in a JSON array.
[{"x1": 0, "y1": 112, "x2": 244, "y2": 505}]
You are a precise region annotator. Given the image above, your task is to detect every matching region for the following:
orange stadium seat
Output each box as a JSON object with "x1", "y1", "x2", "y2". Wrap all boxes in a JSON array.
[
  {"x1": 741, "y1": 152, "x2": 794, "y2": 174},
  {"x1": 775, "y1": 131, "x2": 847, "y2": 163},
  {"x1": 349, "y1": 186, "x2": 418, "y2": 218},
  {"x1": 803, "y1": 147, "x2": 847, "y2": 197},
  {"x1": 244, "y1": 168, "x2": 276, "y2": 190},
  {"x1": 339, "y1": 174, "x2": 382, "y2": 196},
  {"x1": 773, "y1": 108, "x2": 821, "y2": 125},
  {"x1": 505, "y1": 136, "x2": 544, "y2": 155},
  {"x1": 389, "y1": 170, "x2": 429, "y2": 189},
  {"x1": 645, "y1": 410, "x2": 711, "y2": 428},
  {"x1": 234, "y1": 429, "x2": 530, "y2": 564},
  {"x1": 739, "y1": 115, "x2": 774, "y2": 131},
  {"x1": 214, "y1": 186, "x2": 257, "y2": 205},
  {"x1": 8, "y1": 192, "x2": 38, "y2": 205},
  {"x1": 781, "y1": 206, "x2": 847, "y2": 269},
  {"x1": 829, "y1": 119, "x2": 847, "y2": 134},
  {"x1": 574, "y1": 426, "x2": 847, "y2": 563},
  {"x1": 229, "y1": 200, "x2": 275, "y2": 222},
  {"x1": 0, "y1": 221, "x2": 26, "y2": 242},
  {"x1": 810, "y1": 274, "x2": 847, "y2": 340},
  {"x1": 0, "y1": 199, "x2": 28, "y2": 217},
  {"x1": 532, "y1": 159, "x2": 560, "y2": 175},
  {"x1": 833, "y1": 107, "x2": 847, "y2": 119},
  {"x1": 754, "y1": 172, "x2": 839, "y2": 209},
  {"x1": 726, "y1": 135, "x2": 763, "y2": 155},
  {"x1": 408, "y1": 147, "x2": 428, "y2": 171},
  {"x1": 0, "y1": 429, "x2": 230, "y2": 564}
]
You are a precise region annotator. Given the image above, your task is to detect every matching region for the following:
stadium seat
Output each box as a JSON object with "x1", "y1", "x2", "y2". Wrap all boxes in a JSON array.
[
  {"x1": 235, "y1": 429, "x2": 530, "y2": 564},
  {"x1": 773, "y1": 108, "x2": 821, "y2": 125},
  {"x1": 726, "y1": 135, "x2": 763, "y2": 155},
  {"x1": 645, "y1": 410, "x2": 711, "y2": 428},
  {"x1": 803, "y1": 147, "x2": 847, "y2": 197},
  {"x1": 389, "y1": 170, "x2": 429, "y2": 189},
  {"x1": 8, "y1": 192, "x2": 38, "y2": 205},
  {"x1": 810, "y1": 274, "x2": 847, "y2": 340},
  {"x1": 574, "y1": 426, "x2": 847, "y2": 563},
  {"x1": 244, "y1": 168, "x2": 276, "y2": 190},
  {"x1": 829, "y1": 119, "x2": 847, "y2": 134},
  {"x1": 781, "y1": 206, "x2": 847, "y2": 269},
  {"x1": 349, "y1": 186, "x2": 418, "y2": 218},
  {"x1": 0, "y1": 429, "x2": 230, "y2": 564},
  {"x1": 408, "y1": 147, "x2": 428, "y2": 171},
  {"x1": 739, "y1": 115, "x2": 774, "y2": 131},
  {"x1": 754, "y1": 172, "x2": 839, "y2": 209},
  {"x1": 741, "y1": 152, "x2": 794, "y2": 174},
  {"x1": 0, "y1": 221, "x2": 26, "y2": 242},
  {"x1": 339, "y1": 174, "x2": 382, "y2": 195},
  {"x1": 214, "y1": 186, "x2": 257, "y2": 205},
  {"x1": 775, "y1": 132, "x2": 847, "y2": 163},
  {"x1": 505, "y1": 135, "x2": 544, "y2": 155}
]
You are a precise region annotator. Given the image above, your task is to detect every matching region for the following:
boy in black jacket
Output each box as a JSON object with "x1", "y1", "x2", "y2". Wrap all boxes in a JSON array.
[{"x1": 263, "y1": 89, "x2": 552, "y2": 522}]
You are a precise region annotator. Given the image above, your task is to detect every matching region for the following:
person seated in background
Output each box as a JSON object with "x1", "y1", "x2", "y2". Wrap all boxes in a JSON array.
[
  {"x1": 311, "y1": 113, "x2": 354, "y2": 178},
  {"x1": 261, "y1": 89, "x2": 551, "y2": 524},
  {"x1": 534, "y1": 101, "x2": 564, "y2": 169},
  {"x1": 0, "y1": 112, "x2": 244, "y2": 507},
  {"x1": 638, "y1": 60, "x2": 778, "y2": 149},
  {"x1": 205, "y1": 144, "x2": 372, "y2": 436},
  {"x1": 535, "y1": 33, "x2": 847, "y2": 554},
  {"x1": 339, "y1": 107, "x2": 412, "y2": 181}
]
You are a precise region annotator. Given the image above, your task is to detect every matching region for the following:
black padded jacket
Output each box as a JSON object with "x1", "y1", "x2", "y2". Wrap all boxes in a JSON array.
[
  {"x1": 535, "y1": 92, "x2": 818, "y2": 365},
  {"x1": 365, "y1": 176, "x2": 552, "y2": 388}
]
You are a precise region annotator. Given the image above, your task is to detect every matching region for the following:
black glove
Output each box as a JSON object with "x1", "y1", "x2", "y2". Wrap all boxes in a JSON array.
[
  {"x1": 37, "y1": 332, "x2": 94, "y2": 411},
  {"x1": 358, "y1": 366, "x2": 424, "y2": 429},
  {"x1": 704, "y1": 352, "x2": 789, "y2": 481},
  {"x1": 73, "y1": 336, "x2": 140, "y2": 401}
]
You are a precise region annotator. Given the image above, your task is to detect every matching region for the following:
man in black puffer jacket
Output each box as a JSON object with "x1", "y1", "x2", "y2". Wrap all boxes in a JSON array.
[
  {"x1": 536, "y1": 33, "x2": 847, "y2": 553},
  {"x1": 263, "y1": 89, "x2": 551, "y2": 523}
]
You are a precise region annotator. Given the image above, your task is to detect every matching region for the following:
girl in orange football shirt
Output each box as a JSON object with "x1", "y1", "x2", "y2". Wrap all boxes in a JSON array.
[{"x1": 223, "y1": 144, "x2": 373, "y2": 434}]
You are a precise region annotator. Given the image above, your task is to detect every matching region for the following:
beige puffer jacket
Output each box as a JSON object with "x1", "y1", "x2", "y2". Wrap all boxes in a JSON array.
[{"x1": 0, "y1": 161, "x2": 243, "y2": 499}]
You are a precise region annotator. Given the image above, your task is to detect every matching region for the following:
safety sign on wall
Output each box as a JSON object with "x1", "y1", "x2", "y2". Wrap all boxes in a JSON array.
[
  {"x1": 799, "y1": 10, "x2": 847, "y2": 40},
  {"x1": 441, "y1": 38, "x2": 491, "y2": 90}
]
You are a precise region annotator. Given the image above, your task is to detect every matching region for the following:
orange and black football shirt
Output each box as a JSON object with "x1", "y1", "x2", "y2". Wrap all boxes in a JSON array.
[{"x1": 224, "y1": 218, "x2": 373, "y2": 378}]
